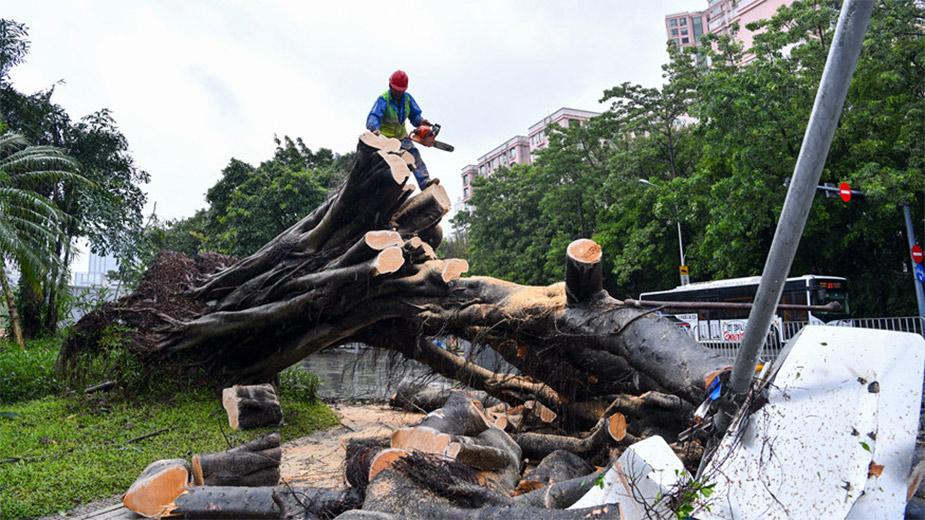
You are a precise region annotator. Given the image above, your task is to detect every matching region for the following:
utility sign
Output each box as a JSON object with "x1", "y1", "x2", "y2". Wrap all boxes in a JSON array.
[
  {"x1": 679, "y1": 265, "x2": 690, "y2": 286},
  {"x1": 912, "y1": 244, "x2": 924, "y2": 264},
  {"x1": 839, "y1": 182, "x2": 852, "y2": 202},
  {"x1": 916, "y1": 264, "x2": 925, "y2": 283}
]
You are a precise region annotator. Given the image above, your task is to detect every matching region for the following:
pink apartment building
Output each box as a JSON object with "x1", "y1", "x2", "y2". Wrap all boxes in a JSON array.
[
  {"x1": 665, "y1": 0, "x2": 793, "y2": 60},
  {"x1": 461, "y1": 107, "x2": 599, "y2": 202},
  {"x1": 664, "y1": 9, "x2": 709, "y2": 48}
]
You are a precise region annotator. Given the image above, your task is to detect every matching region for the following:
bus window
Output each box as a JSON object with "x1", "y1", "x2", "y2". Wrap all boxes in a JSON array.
[
  {"x1": 812, "y1": 286, "x2": 850, "y2": 317},
  {"x1": 780, "y1": 290, "x2": 809, "y2": 322},
  {"x1": 716, "y1": 296, "x2": 751, "y2": 320}
]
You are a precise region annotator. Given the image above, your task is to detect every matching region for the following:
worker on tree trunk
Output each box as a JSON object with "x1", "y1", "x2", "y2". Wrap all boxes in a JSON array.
[{"x1": 366, "y1": 70, "x2": 434, "y2": 190}]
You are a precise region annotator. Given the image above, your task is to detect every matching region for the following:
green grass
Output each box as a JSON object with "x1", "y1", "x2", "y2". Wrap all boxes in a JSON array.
[
  {"x1": 0, "y1": 376, "x2": 337, "y2": 519},
  {"x1": 0, "y1": 336, "x2": 63, "y2": 404},
  {"x1": 0, "y1": 333, "x2": 339, "y2": 518},
  {"x1": 0, "y1": 388, "x2": 338, "y2": 519}
]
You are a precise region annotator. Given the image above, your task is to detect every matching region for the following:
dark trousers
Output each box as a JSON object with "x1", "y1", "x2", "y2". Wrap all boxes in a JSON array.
[{"x1": 401, "y1": 138, "x2": 430, "y2": 189}]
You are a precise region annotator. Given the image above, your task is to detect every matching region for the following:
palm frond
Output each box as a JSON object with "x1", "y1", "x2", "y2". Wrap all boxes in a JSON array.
[
  {"x1": 0, "y1": 133, "x2": 29, "y2": 153},
  {"x1": 0, "y1": 147, "x2": 78, "y2": 173},
  {"x1": 0, "y1": 187, "x2": 65, "y2": 220},
  {"x1": 0, "y1": 220, "x2": 51, "y2": 274},
  {"x1": 13, "y1": 169, "x2": 96, "y2": 189}
]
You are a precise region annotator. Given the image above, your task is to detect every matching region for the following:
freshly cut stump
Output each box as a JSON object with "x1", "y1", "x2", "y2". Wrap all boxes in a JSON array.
[
  {"x1": 222, "y1": 384, "x2": 282, "y2": 430},
  {"x1": 192, "y1": 432, "x2": 281, "y2": 486},
  {"x1": 368, "y1": 448, "x2": 413, "y2": 482},
  {"x1": 565, "y1": 238, "x2": 603, "y2": 305},
  {"x1": 122, "y1": 458, "x2": 190, "y2": 518},
  {"x1": 391, "y1": 426, "x2": 453, "y2": 455}
]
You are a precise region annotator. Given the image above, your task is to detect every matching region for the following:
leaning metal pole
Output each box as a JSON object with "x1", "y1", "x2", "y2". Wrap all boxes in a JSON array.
[{"x1": 727, "y1": 0, "x2": 875, "y2": 397}]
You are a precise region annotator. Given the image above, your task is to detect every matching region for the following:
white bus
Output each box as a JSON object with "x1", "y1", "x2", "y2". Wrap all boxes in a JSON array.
[{"x1": 639, "y1": 274, "x2": 851, "y2": 343}]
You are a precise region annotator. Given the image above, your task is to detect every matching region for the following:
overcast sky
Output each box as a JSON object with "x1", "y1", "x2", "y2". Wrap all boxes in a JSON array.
[{"x1": 5, "y1": 0, "x2": 699, "y2": 271}]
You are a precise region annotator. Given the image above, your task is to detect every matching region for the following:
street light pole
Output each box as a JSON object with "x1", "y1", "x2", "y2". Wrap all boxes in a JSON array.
[
  {"x1": 676, "y1": 220, "x2": 686, "y2": 268},
  {"x1": 639, "y1": 178, "x2": 688, "y2": 285}
]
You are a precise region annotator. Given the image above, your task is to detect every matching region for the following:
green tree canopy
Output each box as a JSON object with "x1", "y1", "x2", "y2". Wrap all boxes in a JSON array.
[{"x1": 460, "y1": 0, "x2": 924, "y2": 316}]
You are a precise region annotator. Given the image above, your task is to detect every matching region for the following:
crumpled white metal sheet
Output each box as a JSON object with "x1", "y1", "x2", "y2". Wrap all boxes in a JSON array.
[
  {"x1": 698, "y1": 326, "x2": 924, "y2": 520},
  {"x1": 568, "y1": 435, "x2": 684, "y2": 516}
]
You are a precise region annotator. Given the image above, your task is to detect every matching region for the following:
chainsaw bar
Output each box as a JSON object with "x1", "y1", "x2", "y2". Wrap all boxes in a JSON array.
[{"x1": 433, "y1": 141, "x2": 454, "y2": 152}]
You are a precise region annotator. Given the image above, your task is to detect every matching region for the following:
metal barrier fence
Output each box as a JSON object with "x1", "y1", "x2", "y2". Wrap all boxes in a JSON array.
[{"x1": 700, "y1": 317, "x2": 925, "y2": 362}]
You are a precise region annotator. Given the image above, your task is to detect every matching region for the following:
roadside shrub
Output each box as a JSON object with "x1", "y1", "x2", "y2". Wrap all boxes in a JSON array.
[
  {"x1": 279, "y1": 367, "x2": 321, "y2": 402},
  {"x1": 0, "y1": 336, "x2": 62, "y2": 404}
]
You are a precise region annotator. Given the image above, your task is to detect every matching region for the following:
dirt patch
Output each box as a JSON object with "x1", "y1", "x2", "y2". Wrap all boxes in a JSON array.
[{"x1": 280, "y1": 403, "x2": 423, "y2": 488}]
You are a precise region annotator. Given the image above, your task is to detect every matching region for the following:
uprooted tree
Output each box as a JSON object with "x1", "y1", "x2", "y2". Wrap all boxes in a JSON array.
[{"x1": 60, "y1": 132, "x2": 729, "y2": 438}]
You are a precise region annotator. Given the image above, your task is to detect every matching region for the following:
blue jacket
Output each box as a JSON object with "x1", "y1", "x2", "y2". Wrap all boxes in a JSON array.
[{"x1": 366, "y1": 92, "x2": 424, "y2": 133}]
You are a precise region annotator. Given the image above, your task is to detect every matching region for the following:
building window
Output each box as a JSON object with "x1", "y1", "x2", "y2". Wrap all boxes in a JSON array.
[
  {"x1": 669, "y1": 18, "x2": 678, "y2": 26},
  {"x1": 681, "y1": 28, "x2": 688, "y2": 35},
  {"x1": 462, "y1": 174, "x2": 468, "y2": 185},
  {"x1": 463, "y1": 187, "x2": 469, "y2": 198},
  {"x1": 509, "y1": 149, "x2": 516, "y2": 161},
  {"x1": 693, "y1": 17, "x2": 703, "y2": 39},
  {"x1": 682, "y1": 37, "x2": 689, "y2": 43},
  {"x1": 679, "y1": 18, "x2": 687, "y2": 26},
  {"x1": 671, "y1": 28, "x2": 679, "y2": 35}
]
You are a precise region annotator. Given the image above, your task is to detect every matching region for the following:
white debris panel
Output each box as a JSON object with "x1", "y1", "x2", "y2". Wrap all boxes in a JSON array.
[
  {"x1": 698, "y1": 326, "x2": 925, "y2": 520},
  {"x1": 569, "y1": 435, "x2": 684, "y2": 516}
]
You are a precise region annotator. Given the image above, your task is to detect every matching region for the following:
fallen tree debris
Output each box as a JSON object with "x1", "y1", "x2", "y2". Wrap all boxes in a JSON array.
[
  {"x1": 122, "y1": 459, "x2": 190, "y2": 518},
  {"x1": 192, "y1": 432, "x2": 281, "y2": 486},
  {"x1": 223, "y1": 384, "x2": 283, "y2": 431}
]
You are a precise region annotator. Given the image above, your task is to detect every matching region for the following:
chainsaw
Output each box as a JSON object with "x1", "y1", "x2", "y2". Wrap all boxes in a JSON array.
[{"x1": 410, "y1": 123, "x2": 454, "y2": 152}]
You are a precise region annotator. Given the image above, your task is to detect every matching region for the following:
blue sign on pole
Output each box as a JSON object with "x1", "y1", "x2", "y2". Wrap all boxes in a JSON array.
[{"x1": 916, "y1": 264, "x2": 925, "y2": 283}]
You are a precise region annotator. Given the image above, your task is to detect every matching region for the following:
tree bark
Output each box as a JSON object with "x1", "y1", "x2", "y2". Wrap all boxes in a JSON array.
[
  {"x1": 521, "y1": 450, "x2": 593, "y2": 487},
  {"x1": 564, "y1": 239, "x2": 603, "y2": 305},
  {"x1": 222, "y1": 384, "x2": 283, "y2": 431},
  {"x1": 165, "y1": 486, "x2": 280, "y2": 518},
  {"x1": 514, "y1": 470, "x2": 605, "y2": 509},
  {"x1": 0, "y1": 265, "x2": 25, "y2": 348},
  {"x1": 514, "y1": 413, "x2": 626, "y2": 461},
  {"x1": 192, "y1": 432, "x2": 281, "y2": 486}
]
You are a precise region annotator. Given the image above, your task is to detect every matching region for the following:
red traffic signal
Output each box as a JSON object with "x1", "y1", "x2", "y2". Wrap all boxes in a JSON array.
[{"x1": 839, "y1": 182, "x2": 851, "y2": 203}]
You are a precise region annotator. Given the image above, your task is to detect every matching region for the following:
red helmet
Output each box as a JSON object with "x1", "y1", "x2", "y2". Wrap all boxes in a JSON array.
[{"x1": 389, "y1": 70, "x2": 409, "y2": 92}]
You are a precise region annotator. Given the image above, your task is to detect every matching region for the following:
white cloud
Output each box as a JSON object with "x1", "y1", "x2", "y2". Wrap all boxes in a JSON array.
[{"x1": 5, "y1": 0, "x2": 700, "y2": 270}]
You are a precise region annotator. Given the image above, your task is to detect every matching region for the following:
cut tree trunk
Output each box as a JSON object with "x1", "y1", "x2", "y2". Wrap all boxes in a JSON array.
[
  {"x1": 564, "y1": 239, "x2": 603, "y2": 305},
  {"x1": 389, "y1": 381, "x2": 452, "y2": 413},
  {"x1": 222, "y1": 384, "x2": 283, "y2": 430},
  {"x1": 521, "y1": 450, "x2": 594, "y2": 487},
  {"x1": 122, "y1": 459, "x2": 190, "y2": 518},
  {"x1": 159, "y1": 485, "x2": 363, "y2": 519},
  {"x1": 515, "y1": 412, "x2": 627, "y2": 461},
  {"x1": 192, "y1": 432, "x2": 281, "y2": 486},
  {"x1": 514, "y1": 470, "x2": 605, "y2": 509},
  {"x1": 165, "y1": 486, "x2": 279, "y2": 518},
  {"x1": 62, "y1": 132, "x2": 731, "y2": 453},
  {"x1": 273, "y1": 486, "x2": 364, "y2": 520}
]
